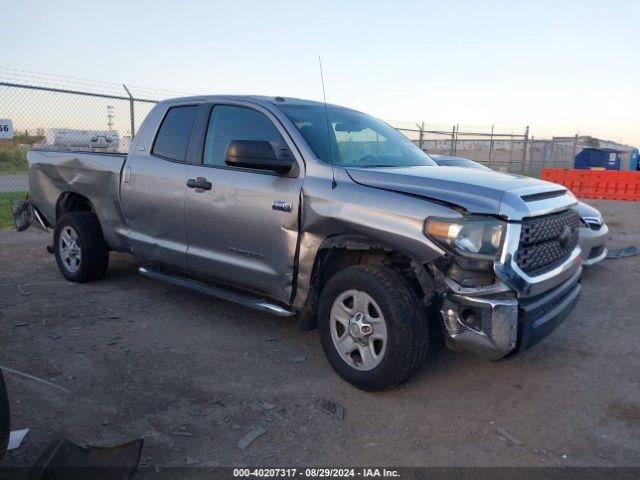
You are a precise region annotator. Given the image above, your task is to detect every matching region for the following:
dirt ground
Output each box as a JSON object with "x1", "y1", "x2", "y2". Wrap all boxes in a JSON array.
[{"x1": 0, "y1": 199, "x2": 639, "y2": 470}]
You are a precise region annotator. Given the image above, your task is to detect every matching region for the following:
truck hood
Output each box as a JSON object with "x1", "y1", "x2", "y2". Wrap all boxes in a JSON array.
[{"x1": 346, "y1": 165, "x2": 577, "y2": 220}]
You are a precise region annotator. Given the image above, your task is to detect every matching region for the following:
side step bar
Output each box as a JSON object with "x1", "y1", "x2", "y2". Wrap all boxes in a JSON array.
[{"x1": 138, "y1": 266, "x2": 297, "y2": 318}]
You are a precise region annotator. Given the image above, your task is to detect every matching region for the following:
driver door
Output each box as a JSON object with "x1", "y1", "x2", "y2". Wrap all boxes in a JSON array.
[{"x1": 184, "y1": 103, "x2": 303, "y2": 304}]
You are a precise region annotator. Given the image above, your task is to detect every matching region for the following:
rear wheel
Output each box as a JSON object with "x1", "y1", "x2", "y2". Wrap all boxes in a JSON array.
[
  {"x1": 318, "y1": 265, "x2": 429, "y2": 391},
  {"x1": 54, "y1": 212, "x2": 109, "y2": 282}
]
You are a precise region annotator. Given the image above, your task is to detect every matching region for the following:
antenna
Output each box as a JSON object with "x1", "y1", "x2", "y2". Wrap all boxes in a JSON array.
[{"x1": 318, "y1": 55, "x2": 337, "y2": 189}]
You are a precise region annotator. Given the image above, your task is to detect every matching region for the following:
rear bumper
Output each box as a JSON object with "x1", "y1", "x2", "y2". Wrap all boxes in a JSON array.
[
  {"x1": 441, "y1": 267, "x2": 581, "y2": 359},
  {"x1": 10, "y1": 196, "x2": 49, "y2": 232}
]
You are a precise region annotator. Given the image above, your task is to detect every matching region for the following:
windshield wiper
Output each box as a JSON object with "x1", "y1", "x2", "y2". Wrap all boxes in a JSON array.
[{"x1": 356, "y1": 164, "x2": 398, "y2": 168}]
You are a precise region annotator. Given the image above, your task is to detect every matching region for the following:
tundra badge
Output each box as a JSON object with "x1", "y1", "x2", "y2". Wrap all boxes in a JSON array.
[{"x1": 272, "y1": 201, "x2": 292, "y2": 213}]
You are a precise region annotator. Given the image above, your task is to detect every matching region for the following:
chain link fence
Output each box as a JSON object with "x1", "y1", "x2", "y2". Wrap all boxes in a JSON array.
[
  {"x1": 0, "y1": 69, "x2": 189, "y2": 198},
  {"x1": 392, "y1": 122, "x2": 537, "y2": 174},
  {"x1": 0, "y1": 68, "x2": 633, "y2": 206}
]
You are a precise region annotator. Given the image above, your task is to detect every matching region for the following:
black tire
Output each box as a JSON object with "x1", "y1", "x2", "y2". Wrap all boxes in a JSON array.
[
  {"x1": 54, "y1": 211, "x2": 109, "y2": 283},
  {"x1": 0, "y1": 370, "x2": 10, "y2": 460},
  {"x1": 318, "y1": 265, "x2": 429, "y2": 391}
]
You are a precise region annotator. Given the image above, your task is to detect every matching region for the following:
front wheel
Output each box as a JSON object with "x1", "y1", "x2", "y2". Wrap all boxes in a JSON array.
[
  {"x1": 318, "y1": 265, "x2": 429, "y2": 391},
  {"x1": 54, "y1": 212, "x2": 109, "y2": 283}
]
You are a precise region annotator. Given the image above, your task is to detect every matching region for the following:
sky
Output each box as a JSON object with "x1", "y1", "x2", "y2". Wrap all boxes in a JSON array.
[{"x1": 2, "y1": 0, "x2": 639, "y2": 146}]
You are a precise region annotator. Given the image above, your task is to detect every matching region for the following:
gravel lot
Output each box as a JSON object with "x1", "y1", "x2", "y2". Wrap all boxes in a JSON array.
[{"x1": 0, "y1": 199, "x2": 639, "y2": 470}]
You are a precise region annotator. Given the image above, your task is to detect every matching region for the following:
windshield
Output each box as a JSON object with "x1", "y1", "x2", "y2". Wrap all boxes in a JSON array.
[{"x1": 278, "y1": 104, "x2": 436, "y2": 168}]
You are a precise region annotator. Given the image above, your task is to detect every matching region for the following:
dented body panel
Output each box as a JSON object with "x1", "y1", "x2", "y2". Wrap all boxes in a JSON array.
[{"x1": 27, "y1": 150, "x2": 130, "y2": 250}]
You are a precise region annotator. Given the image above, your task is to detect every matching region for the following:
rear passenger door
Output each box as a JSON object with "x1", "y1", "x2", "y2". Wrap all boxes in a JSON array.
[
  {"x1": 184, "y1": 103, "x2": 304, "y2": 304},
  {"x1": 120, "y1": 104, "x2": 199, "y2": 269}
]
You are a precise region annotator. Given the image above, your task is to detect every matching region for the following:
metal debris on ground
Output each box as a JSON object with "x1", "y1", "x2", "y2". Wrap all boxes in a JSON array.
[
  {"x1": 8, "y1": 429, "x2": 29, "y2": 450},
  {"x1": 315, "y1": 399, "x2": 345, "y2": 420},
  {"x1": 606, "y1": 246, "x2": 638, "y2": 259},
  {"x1": 237, "y1": 425, "x2": 267, "y2": 450},
  {"x1": 496, "y1": 426, "x2": 524, "y2": 446},
  {"x1": 0, "y1": 365, "x2": 71, "y2": 394},
  {"x1": 34, "y1": 438, "x2": 143, "y2": 479}
]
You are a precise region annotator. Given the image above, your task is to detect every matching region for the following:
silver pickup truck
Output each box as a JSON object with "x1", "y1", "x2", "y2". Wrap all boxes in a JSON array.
[{"x1": 14, "y1": 96, "x2": 583, "y2": 390}]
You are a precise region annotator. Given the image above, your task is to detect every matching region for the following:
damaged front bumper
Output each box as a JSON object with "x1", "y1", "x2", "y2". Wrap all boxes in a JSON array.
[{"x1": 440, "y1": 265, "x2": 582, "y2": 360}]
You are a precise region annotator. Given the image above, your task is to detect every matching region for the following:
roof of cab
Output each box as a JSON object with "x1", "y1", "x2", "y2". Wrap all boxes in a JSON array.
[{"x1": 157, "y1": 94, "x2": 350, "y2": 110}]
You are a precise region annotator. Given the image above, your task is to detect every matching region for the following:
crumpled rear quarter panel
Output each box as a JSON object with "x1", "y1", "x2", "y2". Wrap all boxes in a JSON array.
[{"x1": 28, "y1": 150, "x2": 129, "y2": 250}]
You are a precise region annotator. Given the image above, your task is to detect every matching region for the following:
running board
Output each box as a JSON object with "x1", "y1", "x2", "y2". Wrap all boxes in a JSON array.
[{"x1": 138, "y1": 266, "x2": 296, "y2": 317}]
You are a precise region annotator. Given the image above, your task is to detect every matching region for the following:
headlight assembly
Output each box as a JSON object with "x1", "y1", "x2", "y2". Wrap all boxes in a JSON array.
[{"x1": 425, "y1": 216, "x2": 506, "y2": 260}]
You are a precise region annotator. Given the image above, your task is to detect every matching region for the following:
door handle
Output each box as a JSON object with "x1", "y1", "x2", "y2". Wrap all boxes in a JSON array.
[{"x1": 186, "y1": 177, "x2": 212, "y2": 191}]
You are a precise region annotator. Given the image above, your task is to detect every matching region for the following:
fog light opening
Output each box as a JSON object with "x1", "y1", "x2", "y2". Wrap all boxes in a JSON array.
[{"x1": 460, "y1": 307, "x2": 482, "y2": 331}]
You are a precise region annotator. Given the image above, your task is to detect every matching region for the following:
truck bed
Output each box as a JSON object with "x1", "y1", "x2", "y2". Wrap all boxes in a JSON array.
[{"x1": 28, "y1": 150, "x2": 129, "y2": 250}]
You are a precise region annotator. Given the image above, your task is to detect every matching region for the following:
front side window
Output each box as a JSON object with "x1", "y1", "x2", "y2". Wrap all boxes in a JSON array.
[
  {"x1": 152, "y1": 105, "x2": 198, "y2": 162},
  {"x1": 279, "y1": 104, "x2": 436, "y2": 168},
  {"x1": 203, "y1": 105, "x2": 286, "y2": 167}
]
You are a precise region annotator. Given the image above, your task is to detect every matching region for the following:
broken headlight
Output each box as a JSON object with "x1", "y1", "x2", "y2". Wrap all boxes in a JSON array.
[{"x1": 425, "y1": 216, "x2": 506, "y2": 260}]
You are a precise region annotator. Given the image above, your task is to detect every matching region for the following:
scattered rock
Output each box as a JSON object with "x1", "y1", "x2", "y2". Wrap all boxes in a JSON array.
[
  {"x1": 101, "y1": 420, "x2": 109, "y2": 426},
  {"x1": 237, "y1": 426, "x2": 267, "y2": 450},
  {"x1": 185, "y1": 457, "x2": 200, "y2": 465},
  {"x1": 496, "y1": 426, "x2": 523, "y2": 446},
  {"x1": 315, "y1": 399, "x2": 345, "y2": 420},
  {"x1": 262, "y1": 402, "x2": 275, "y2": 410}
]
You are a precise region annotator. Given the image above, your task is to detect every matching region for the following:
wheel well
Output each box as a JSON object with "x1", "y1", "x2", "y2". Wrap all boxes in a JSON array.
[
  {"x1": 311, "y1": 236, "x2": 421, "y2": 297},
  {"x1": 56, "y1": 192, "x2": 95, "y2": 221}
]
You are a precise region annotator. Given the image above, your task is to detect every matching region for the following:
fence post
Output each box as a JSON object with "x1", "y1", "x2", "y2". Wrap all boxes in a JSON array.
[
  {"x1": 417, "y1": 122, "x2": 424, "y2": 151},
  {"x1": 488, "y1": 125, "x2": 494, "y2": 165},
  {"x1": 522, "y1": 125, "x2": 529, "y2": 174},
  {"x1": 449, "y1": 125, "x2": 455, "y2": 156},
  {"x1": 122, "y1": 84, "x2": 135, "y2": 139},
  {"x1": 529, "y1": 135, "x2": 535, "y2": 176},
  {"x1": 454, "y1": 123, "x2": 459, "y2": 156}
]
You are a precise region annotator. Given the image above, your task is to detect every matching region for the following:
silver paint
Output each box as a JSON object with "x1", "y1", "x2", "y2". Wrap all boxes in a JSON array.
[{"x1": 27, "y1": 95, "x2": 582, "y2": 342}]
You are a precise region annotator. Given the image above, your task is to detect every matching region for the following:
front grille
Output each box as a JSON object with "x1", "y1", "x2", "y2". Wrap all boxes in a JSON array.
[{"x1": 515, "y1": 209, "x2": 580, "y2": 275}]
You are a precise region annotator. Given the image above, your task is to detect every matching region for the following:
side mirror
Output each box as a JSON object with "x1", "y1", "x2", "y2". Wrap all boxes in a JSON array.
[{"x1": 225, "y1": 140, "x2": 294, "y2": 174}]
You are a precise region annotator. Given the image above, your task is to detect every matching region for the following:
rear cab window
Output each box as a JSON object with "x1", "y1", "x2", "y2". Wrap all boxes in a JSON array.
[{"x1": 152, "y1": 105, "x2": 198, "y2": 162}]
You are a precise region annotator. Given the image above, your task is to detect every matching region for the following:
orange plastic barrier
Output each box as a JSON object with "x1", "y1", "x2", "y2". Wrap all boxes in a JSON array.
[{"x1": 540, "y1": 169, "x2": 640, "y2": 201}]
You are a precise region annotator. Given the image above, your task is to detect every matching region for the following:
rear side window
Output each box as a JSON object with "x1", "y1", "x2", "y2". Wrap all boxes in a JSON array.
[{"x1": 152, "y1": 105, "x2": 198, "y2": 162}]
